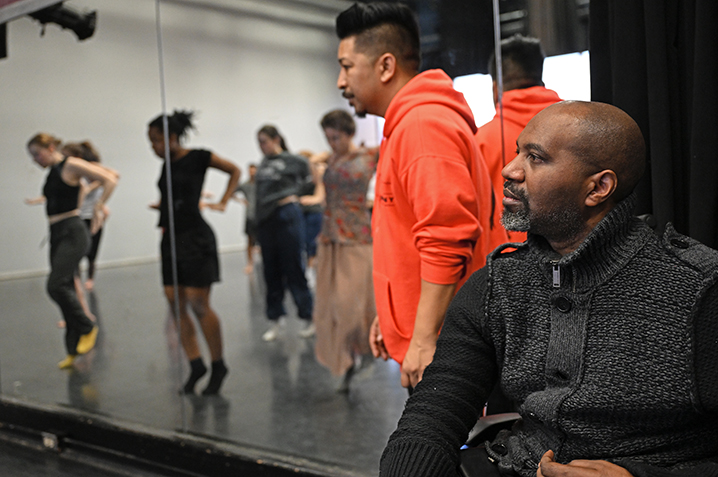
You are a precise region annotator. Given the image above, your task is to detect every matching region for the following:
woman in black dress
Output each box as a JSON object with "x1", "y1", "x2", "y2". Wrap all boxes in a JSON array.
[{"x1": 148, "y1": 110, "x2": 240, "y2": 395}]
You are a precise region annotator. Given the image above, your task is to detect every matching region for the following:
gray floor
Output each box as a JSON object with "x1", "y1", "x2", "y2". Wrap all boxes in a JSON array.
[{"x1": 0, "y1": 252, "x2": 408, "y2": 475}]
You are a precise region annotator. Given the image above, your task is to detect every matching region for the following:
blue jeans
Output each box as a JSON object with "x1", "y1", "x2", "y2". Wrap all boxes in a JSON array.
[
  {"x1": 257, "y1": 203, "x2": 313, "y2": 321},
  {"x1": 303, "y1": 211, "x2": 322, "y2": 258}
]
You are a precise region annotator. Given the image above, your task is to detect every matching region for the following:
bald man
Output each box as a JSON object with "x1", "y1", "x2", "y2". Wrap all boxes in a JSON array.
[{"x1": 380, "y1": 101, "x2": 718, "y2": 477}]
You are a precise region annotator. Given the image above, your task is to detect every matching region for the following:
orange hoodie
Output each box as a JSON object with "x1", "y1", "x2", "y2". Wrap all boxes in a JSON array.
[
  {"x1": 373, "y1": 69, "x2": 507, "y2": 364},
  {"x1": 476, "y1": 86, "x2": 562, "y2": 242}
]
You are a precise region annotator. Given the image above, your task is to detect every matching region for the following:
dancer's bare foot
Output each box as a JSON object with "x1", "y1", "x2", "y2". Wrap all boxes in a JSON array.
[{"x1": 84, "y1": 279, "x2": 94, "y2": 291}]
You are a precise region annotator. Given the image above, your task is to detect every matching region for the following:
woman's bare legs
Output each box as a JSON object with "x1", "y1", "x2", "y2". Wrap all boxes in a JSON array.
[
  {"x1": 164, "y1": 285, "x2": 205, "y2": 393},
  {"x1": 76, "y1": 275, "x2": 96, "y2": 323},
  {"x1": 185, "y1": 287, "x2": 223, "y2": 361},
  {"x1": 244, "y1": 235, "x2": 256, "y2": 274},
  {"x1": 184, "y1": 286, "x2": 228, "y2": 395}
]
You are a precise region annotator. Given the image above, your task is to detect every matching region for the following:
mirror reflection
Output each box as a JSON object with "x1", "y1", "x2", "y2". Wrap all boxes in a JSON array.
[
  {"x1": 147, "y1": 109, "x2": 239, "y2": 397},
  {"x1": 0, "y1": 0, "x2": 590, "y2": 474}
]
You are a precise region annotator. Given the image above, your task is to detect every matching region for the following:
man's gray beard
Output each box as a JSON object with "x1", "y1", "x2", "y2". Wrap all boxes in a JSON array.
[
  {"x1": 501, "y1": 208, "x2": 530, "y2": 231},
  {"x1": 502, "y1": 205, "x2": 586, "y2": 243}
]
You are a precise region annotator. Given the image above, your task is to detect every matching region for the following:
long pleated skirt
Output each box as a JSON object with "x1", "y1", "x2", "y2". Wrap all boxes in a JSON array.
[{"x1": 313, "y1": 242, "x2": 375, "y2": 376}]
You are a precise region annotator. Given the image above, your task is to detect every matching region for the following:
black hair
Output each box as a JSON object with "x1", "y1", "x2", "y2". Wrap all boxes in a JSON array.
[
  {"x1": 336, "y1": 2, "x2": 420, "y2": 71},
  {"x1": 320, "y1": 109, "x2": 356, "y2": 136},
  {"x1": 257, "y1": 124, "x2": 288, "y2": 152},
  {"x1": 148, "y1": 109, "x2": 196, "y2": 141},
  {"x1": 488, "y1": 34, "x2": 545, "y2": 90}
]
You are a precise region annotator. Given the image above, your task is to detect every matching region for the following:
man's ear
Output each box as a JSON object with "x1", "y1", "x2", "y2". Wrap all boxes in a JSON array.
[
  {"x1": 377, "y1": 53, "x2": 396, "y2": 83},
  {"x1": 584, "y1": 170, "x2": 617, "y2": 207}
]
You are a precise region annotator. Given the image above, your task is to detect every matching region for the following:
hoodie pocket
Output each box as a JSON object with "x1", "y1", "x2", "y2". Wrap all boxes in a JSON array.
[
  {"x1": 373, "y1": 270, "x2": 397, "y2": 325},
  {"x1": 373, "y1": 270, "x2": 413, "y2": 342}
]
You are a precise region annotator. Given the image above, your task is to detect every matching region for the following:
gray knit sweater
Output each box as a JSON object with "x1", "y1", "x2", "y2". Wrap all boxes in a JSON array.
[{"x1": 381, "y1": 196, "x2": 718, "y2": 477}]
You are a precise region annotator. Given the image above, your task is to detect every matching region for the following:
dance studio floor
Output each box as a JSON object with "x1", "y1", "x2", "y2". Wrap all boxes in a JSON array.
[{"x1": 0, "y1": 252, "x2": 408, "y2": 475}]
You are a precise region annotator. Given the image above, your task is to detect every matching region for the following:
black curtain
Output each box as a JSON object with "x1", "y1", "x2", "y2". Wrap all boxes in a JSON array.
[{"x1": 590, "y1": 0, "x2": 718, "y2": 249}]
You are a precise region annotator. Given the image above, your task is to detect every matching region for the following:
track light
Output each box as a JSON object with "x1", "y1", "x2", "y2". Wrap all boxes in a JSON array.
[{"x1": 28, "y1": 2, "x2": 96, "y2": 41}]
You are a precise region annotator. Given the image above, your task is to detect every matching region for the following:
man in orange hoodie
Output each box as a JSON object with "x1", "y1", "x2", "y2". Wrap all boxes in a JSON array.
[
  {"x1": 476, "y1": 34, "x2": 562, "y2": 242},
  {"x1": 335, "y1": 2, "x2": 507, "y2": 390}
]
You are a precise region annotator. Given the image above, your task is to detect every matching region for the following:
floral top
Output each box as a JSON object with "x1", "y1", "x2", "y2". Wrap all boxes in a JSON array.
[{"x1": 320, "y1": 147, "x2": 378, "y2": 245}]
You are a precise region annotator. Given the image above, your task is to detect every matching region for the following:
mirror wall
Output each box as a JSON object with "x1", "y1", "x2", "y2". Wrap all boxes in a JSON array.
[
  {"x1": 0, "y1": 0, "x2": 401, "y2": 472},
  {"x1": 0, "y1": 0, "x2": 589, "y2": 474}
]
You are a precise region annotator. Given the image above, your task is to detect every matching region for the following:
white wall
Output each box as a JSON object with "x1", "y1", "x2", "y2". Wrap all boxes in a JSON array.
[{"x1": 1, "y1": 0, "x2": 372, "y2": 278}]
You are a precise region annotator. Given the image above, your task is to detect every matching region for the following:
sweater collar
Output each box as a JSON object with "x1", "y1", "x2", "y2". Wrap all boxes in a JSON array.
[{"x1": 526, "y1": 194, "x2": 652, "y2": 290}]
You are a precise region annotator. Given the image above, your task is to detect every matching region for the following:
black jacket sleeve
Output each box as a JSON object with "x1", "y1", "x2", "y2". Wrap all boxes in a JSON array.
[{"x1": 380, "y1": 268, "x2": 500, "y2": 476}]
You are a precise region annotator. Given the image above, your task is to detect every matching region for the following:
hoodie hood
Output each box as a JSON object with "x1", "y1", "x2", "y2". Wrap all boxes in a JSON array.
[
  {"x1": 383, "y1": 69, "x2": 477, "y2": 138},
  {"x1": 498, "y1": 86, "x2": 562, "y2": 126}
]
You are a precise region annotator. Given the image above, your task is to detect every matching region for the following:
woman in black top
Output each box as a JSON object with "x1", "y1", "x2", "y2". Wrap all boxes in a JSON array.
[
  {"x1": 26, "y1": 133, "x2": 118, "y2": 369},
  {"x1": 148, "y1": 110, "x2": 240, "y2": 395}
]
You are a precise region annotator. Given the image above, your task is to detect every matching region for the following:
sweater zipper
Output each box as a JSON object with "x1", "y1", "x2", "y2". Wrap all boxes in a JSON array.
[{"x1": 551, "y1": 260, "x2": 561, "y2": 288}]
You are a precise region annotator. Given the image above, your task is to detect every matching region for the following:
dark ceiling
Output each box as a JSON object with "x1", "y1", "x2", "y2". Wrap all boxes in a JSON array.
[{"x1": 363, "y1": 0, "x2": 589, "y2": 78}]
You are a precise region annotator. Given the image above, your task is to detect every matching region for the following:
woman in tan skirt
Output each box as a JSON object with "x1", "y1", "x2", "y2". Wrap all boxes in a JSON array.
[{"x1": 301, "y1": 110, "x2": 377, "y2": 392}]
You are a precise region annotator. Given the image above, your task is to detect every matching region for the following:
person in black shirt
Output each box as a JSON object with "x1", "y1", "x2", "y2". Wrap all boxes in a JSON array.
[
  {"x1": 26, "y1": 132, "x2": 118, "y2": 369},
  {"x1": 254, "y1": 125, "x2": 314, "y2": 342},
  {"x1": 148, "y1": 110, "x2": 240, "y2": 395}
]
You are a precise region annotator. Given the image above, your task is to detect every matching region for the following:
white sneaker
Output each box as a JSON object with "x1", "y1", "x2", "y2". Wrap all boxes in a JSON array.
[
  {"x1": 306, "y1": 268, "x2": 316, "y2": 290},
  {"x1": 299, "y1": 322, "x2": 315, "y2": 338},
  {"x1": 262, "y1": 322, "x2": 283, "y2": 342}
]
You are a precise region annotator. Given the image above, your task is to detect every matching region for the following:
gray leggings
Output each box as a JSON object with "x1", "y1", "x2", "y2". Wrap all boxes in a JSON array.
[{"x1": 48, "y1": 216, "x2": 94, "y2": 354}]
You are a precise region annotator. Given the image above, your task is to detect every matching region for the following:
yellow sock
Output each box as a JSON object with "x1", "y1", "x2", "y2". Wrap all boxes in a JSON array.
[
  {"x1": 57, "y1": 355, "x2": 76, "y2": 369},
  {"x1": 77, "y1": 326, "x2": 99, "y2": 355}
]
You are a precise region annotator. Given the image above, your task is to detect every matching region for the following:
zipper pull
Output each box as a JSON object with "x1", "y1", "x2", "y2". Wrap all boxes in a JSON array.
[{"x1": 552, "y1": 263, "x2": 561, "y2": 288}]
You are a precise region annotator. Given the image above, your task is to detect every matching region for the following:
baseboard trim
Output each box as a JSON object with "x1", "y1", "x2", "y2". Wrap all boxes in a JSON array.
[
  {"x1": 0, "y1": 246, "x2": 247, "y2": 282},
  {"x1": 0, "y1": 397, "x2": 364, "y2": 477}
]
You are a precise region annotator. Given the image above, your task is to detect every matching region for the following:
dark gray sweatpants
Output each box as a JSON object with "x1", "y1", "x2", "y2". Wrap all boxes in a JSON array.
[{"x1": 48, "y1": 216, "x2": 94, "y2": 355}]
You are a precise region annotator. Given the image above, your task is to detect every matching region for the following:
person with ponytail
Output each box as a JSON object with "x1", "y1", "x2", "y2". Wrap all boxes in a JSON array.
[
  {"x1": 254, "y1": 125, "x2": 314, "y2": 342},
  {"x1": 148, "y1": 110, "x2": 240, "y2": 395},
  {"x1": 62, "y1": 141, "x2": 115, "y2": 292},
  {"x1": 26, "y1": 133, "x2": 118, "y2": 369}
]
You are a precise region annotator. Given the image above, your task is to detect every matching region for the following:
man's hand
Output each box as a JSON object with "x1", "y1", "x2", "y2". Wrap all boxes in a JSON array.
[
  {"x1": 399, "y1": 280, "x2": 457, "y2": 389},
  {"x1": 537, "y1": 450, "x2": 633, "y2": 477},
  {"x1": 369, "y1": 315, "x2": 389, "y2": 360},
  {"x1": 400, "y1": 335, "x2": 436, "y2": 388}
]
